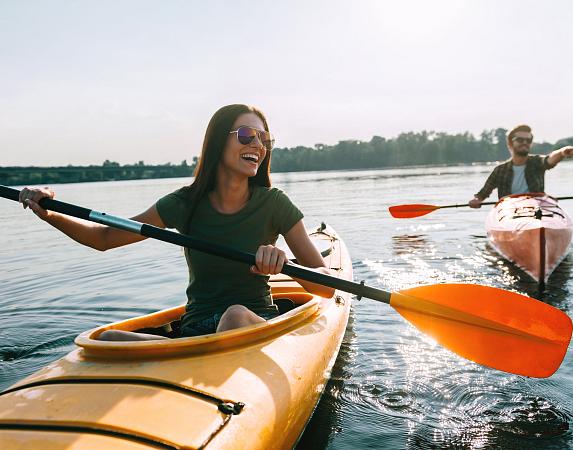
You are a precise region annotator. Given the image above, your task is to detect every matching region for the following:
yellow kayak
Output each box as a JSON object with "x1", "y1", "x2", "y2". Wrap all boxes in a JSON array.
[{"x1": 0, "y1": 224, "x2": 352, "y2": 450}]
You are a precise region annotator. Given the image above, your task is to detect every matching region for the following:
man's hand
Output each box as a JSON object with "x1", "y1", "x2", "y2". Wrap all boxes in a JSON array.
[
  {"x1": 559, "y1": 146, "x2": 573, "y2": 158},
  {"x1": 468, "y1": 197, "x2": 483, "y2": 209}
]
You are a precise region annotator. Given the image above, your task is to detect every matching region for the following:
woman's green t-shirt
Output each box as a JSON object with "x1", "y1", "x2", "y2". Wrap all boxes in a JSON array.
[{"x1": 155, "y1": 185, "x2": 303, "y2": 323}]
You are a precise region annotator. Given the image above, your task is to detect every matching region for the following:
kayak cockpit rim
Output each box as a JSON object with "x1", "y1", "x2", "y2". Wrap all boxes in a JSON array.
[{"x1": 74, "y1": 291, "x2": 343, "y2": 359}]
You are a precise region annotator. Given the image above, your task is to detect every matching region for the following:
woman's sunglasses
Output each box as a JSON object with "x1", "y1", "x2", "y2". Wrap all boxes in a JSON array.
[{"x1": 229, "y1": 126, "x2": 275, "y2": 151}]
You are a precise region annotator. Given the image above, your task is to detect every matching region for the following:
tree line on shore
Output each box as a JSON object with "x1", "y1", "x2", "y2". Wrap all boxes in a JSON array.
[{"x1": 2, "y1": 128, "x2": 571, "y2": 186}]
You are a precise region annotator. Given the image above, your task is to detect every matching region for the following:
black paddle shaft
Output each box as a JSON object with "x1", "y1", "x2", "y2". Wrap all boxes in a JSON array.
[
  {"x1": 440, "y1": 196, "x2": 573, "y2": 209},
  {"x1": 0, "y1": 185, "x2": 391, "y2": 304}
]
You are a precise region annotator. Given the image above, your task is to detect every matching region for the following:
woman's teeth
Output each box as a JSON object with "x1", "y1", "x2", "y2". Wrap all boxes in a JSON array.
[{"x1": 241, "y1": 153, "x2": 259, "y2": 163}]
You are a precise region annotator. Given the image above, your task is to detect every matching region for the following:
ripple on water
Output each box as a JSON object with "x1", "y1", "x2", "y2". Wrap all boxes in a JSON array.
[
  {"x1": 393, "y1": 377, "x2": 573, "y2": 449},
  {"x1": 341, "y1": 251, "x2": 572, "y2": 449},
  {"x1": 485, "y1": 395, "x2": 571, "y2": 439}
]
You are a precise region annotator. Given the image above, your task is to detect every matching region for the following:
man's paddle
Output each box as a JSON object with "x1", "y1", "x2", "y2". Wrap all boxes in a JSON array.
[
  {"x1": 389, "y1": 196, "x2": 573, "y2": 218},
  {"x1": 1, "y1": 185, "x2": 571, "y2": 378}
]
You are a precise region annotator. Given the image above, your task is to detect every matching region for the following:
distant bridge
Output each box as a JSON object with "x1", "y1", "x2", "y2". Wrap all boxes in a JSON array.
[{"x1": 0, "y1": 165, "x2": 194, "y2": 186}]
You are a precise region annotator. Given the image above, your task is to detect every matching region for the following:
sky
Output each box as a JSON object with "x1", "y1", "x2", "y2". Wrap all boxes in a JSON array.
[{"x1": 1, "y1": 0, "x2": 572, "y2": 166}]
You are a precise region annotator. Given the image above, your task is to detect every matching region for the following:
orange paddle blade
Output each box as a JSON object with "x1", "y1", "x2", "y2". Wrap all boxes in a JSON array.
[
  {"x1": 388, "y1": 204, "x2": 440, "y2": 218},
  {"x1": 390, "y1": 284, "x2": 572, "y2": 378}
]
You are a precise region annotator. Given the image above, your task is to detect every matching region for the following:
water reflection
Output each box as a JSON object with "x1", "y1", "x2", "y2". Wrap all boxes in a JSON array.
[
  {"x1": 276, "y1": 165, "x2": 495, "y2": 191},
  {"x1": 483, "y1": 243, "x2": 572, "y2": 308},
  {"x1": 296, "y1": 312, "x2": 357, "y2": 449},
  {"x1": 391, "y1": 234, "x2": 432, "y2": 256}
]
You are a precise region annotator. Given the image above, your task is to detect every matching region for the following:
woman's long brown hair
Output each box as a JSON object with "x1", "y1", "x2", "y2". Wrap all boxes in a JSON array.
[{"x1": 181, "y1": 104, "x2": 272, "y2": 233}]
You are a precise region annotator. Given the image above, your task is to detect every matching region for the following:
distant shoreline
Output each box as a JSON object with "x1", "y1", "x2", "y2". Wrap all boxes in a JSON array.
[
  {"x1": 2, "y1": 129, "x2": 571, "y2": 186},
  {"x1": 4, "y1": 159, "x2": 573, "y2": 187},
  {"x1": 0, "y1": 161, "x2": 195, "y2": 186},
  {"x1": 0, "y1": 160, "x2": 502, "y2": 186}
]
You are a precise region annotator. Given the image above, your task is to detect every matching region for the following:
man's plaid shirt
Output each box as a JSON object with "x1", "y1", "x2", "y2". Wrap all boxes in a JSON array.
[{"x1": 475, "y1": 154, "x2": 553, "y2": 200}]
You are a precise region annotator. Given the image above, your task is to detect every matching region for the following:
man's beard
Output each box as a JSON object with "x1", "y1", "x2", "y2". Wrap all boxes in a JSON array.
[{"x1": 514, "y1": 148, "x2": 529, "y2": 157}]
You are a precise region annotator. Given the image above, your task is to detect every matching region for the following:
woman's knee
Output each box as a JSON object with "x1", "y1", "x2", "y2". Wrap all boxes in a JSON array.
[
  {"x1": 218, "y1": 305, "x2": 264, "y2": 331},
  {"x1": 222, "y1": 304, "x2": 251, "y2": 320}
]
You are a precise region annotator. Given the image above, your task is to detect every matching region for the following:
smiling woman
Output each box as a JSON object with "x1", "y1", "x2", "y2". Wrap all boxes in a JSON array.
[{"x1": 16, "y1": 104, "x2": 336, "y2": 341}]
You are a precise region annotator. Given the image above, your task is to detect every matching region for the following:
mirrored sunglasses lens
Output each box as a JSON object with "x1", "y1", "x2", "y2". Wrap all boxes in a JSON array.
[{"x1": 237, "y1": 127, "x2": 256, "y2": 145}]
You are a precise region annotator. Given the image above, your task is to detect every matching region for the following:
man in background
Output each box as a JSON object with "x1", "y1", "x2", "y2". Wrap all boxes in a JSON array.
[{"x1": 469, "y1": 124, "x2": 573, "y2": 207}]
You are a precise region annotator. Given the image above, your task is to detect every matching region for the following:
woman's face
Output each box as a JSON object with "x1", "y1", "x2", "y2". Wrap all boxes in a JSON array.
[{"x1": 220, "y1": 112, "x2": 268, "y2": 178}]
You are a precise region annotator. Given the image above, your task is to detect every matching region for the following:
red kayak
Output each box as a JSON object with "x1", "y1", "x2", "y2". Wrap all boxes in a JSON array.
[{"x1": 486, "y1": 193, "x2": 573, "y2": 284}]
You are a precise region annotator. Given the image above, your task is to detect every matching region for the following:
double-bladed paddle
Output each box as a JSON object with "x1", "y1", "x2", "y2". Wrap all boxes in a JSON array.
[
  {"x1": 1, "y1": 185, "x2": 571, "y2": 378},
  {"x1": 389, "y1": 196, "x2": 573, "y2": 218}
]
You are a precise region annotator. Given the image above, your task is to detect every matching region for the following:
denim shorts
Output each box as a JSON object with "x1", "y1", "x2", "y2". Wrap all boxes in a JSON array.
[{"x1": 180, "y1": 308, "x2": 280, "y2": 337}]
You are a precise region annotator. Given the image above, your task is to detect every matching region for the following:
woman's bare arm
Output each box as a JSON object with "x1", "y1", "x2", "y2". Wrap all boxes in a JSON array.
[{"x1": 19, "y1": 187, "x2": 166, "y2": 251}]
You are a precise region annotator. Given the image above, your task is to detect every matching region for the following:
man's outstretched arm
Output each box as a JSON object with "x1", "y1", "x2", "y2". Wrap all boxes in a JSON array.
[{"x1": 547, "y1": 146, "x2": 573, "y2": 168}]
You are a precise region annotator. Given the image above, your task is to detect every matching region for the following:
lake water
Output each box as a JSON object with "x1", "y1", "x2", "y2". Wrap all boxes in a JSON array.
[{"x1": 1, "y1": 162, "x2": 572, "y2": 449}]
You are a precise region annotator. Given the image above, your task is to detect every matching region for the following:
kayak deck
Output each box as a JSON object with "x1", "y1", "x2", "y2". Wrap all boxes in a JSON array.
[
  {"x1": 486, "y1": 194, "x2": 573, "y2": 283},
  {"x1": 0, "y1": 224, "x2": 353, "y2": 450}
]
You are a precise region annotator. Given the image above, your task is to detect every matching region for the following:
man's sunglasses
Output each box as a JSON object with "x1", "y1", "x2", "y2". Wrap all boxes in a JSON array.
[
  {"x1": 229, "y1": 126, "x2": 275, "y2": 151},
  {"x1": 512, "y1": 136, "x2": 533, "y2": 144}
]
